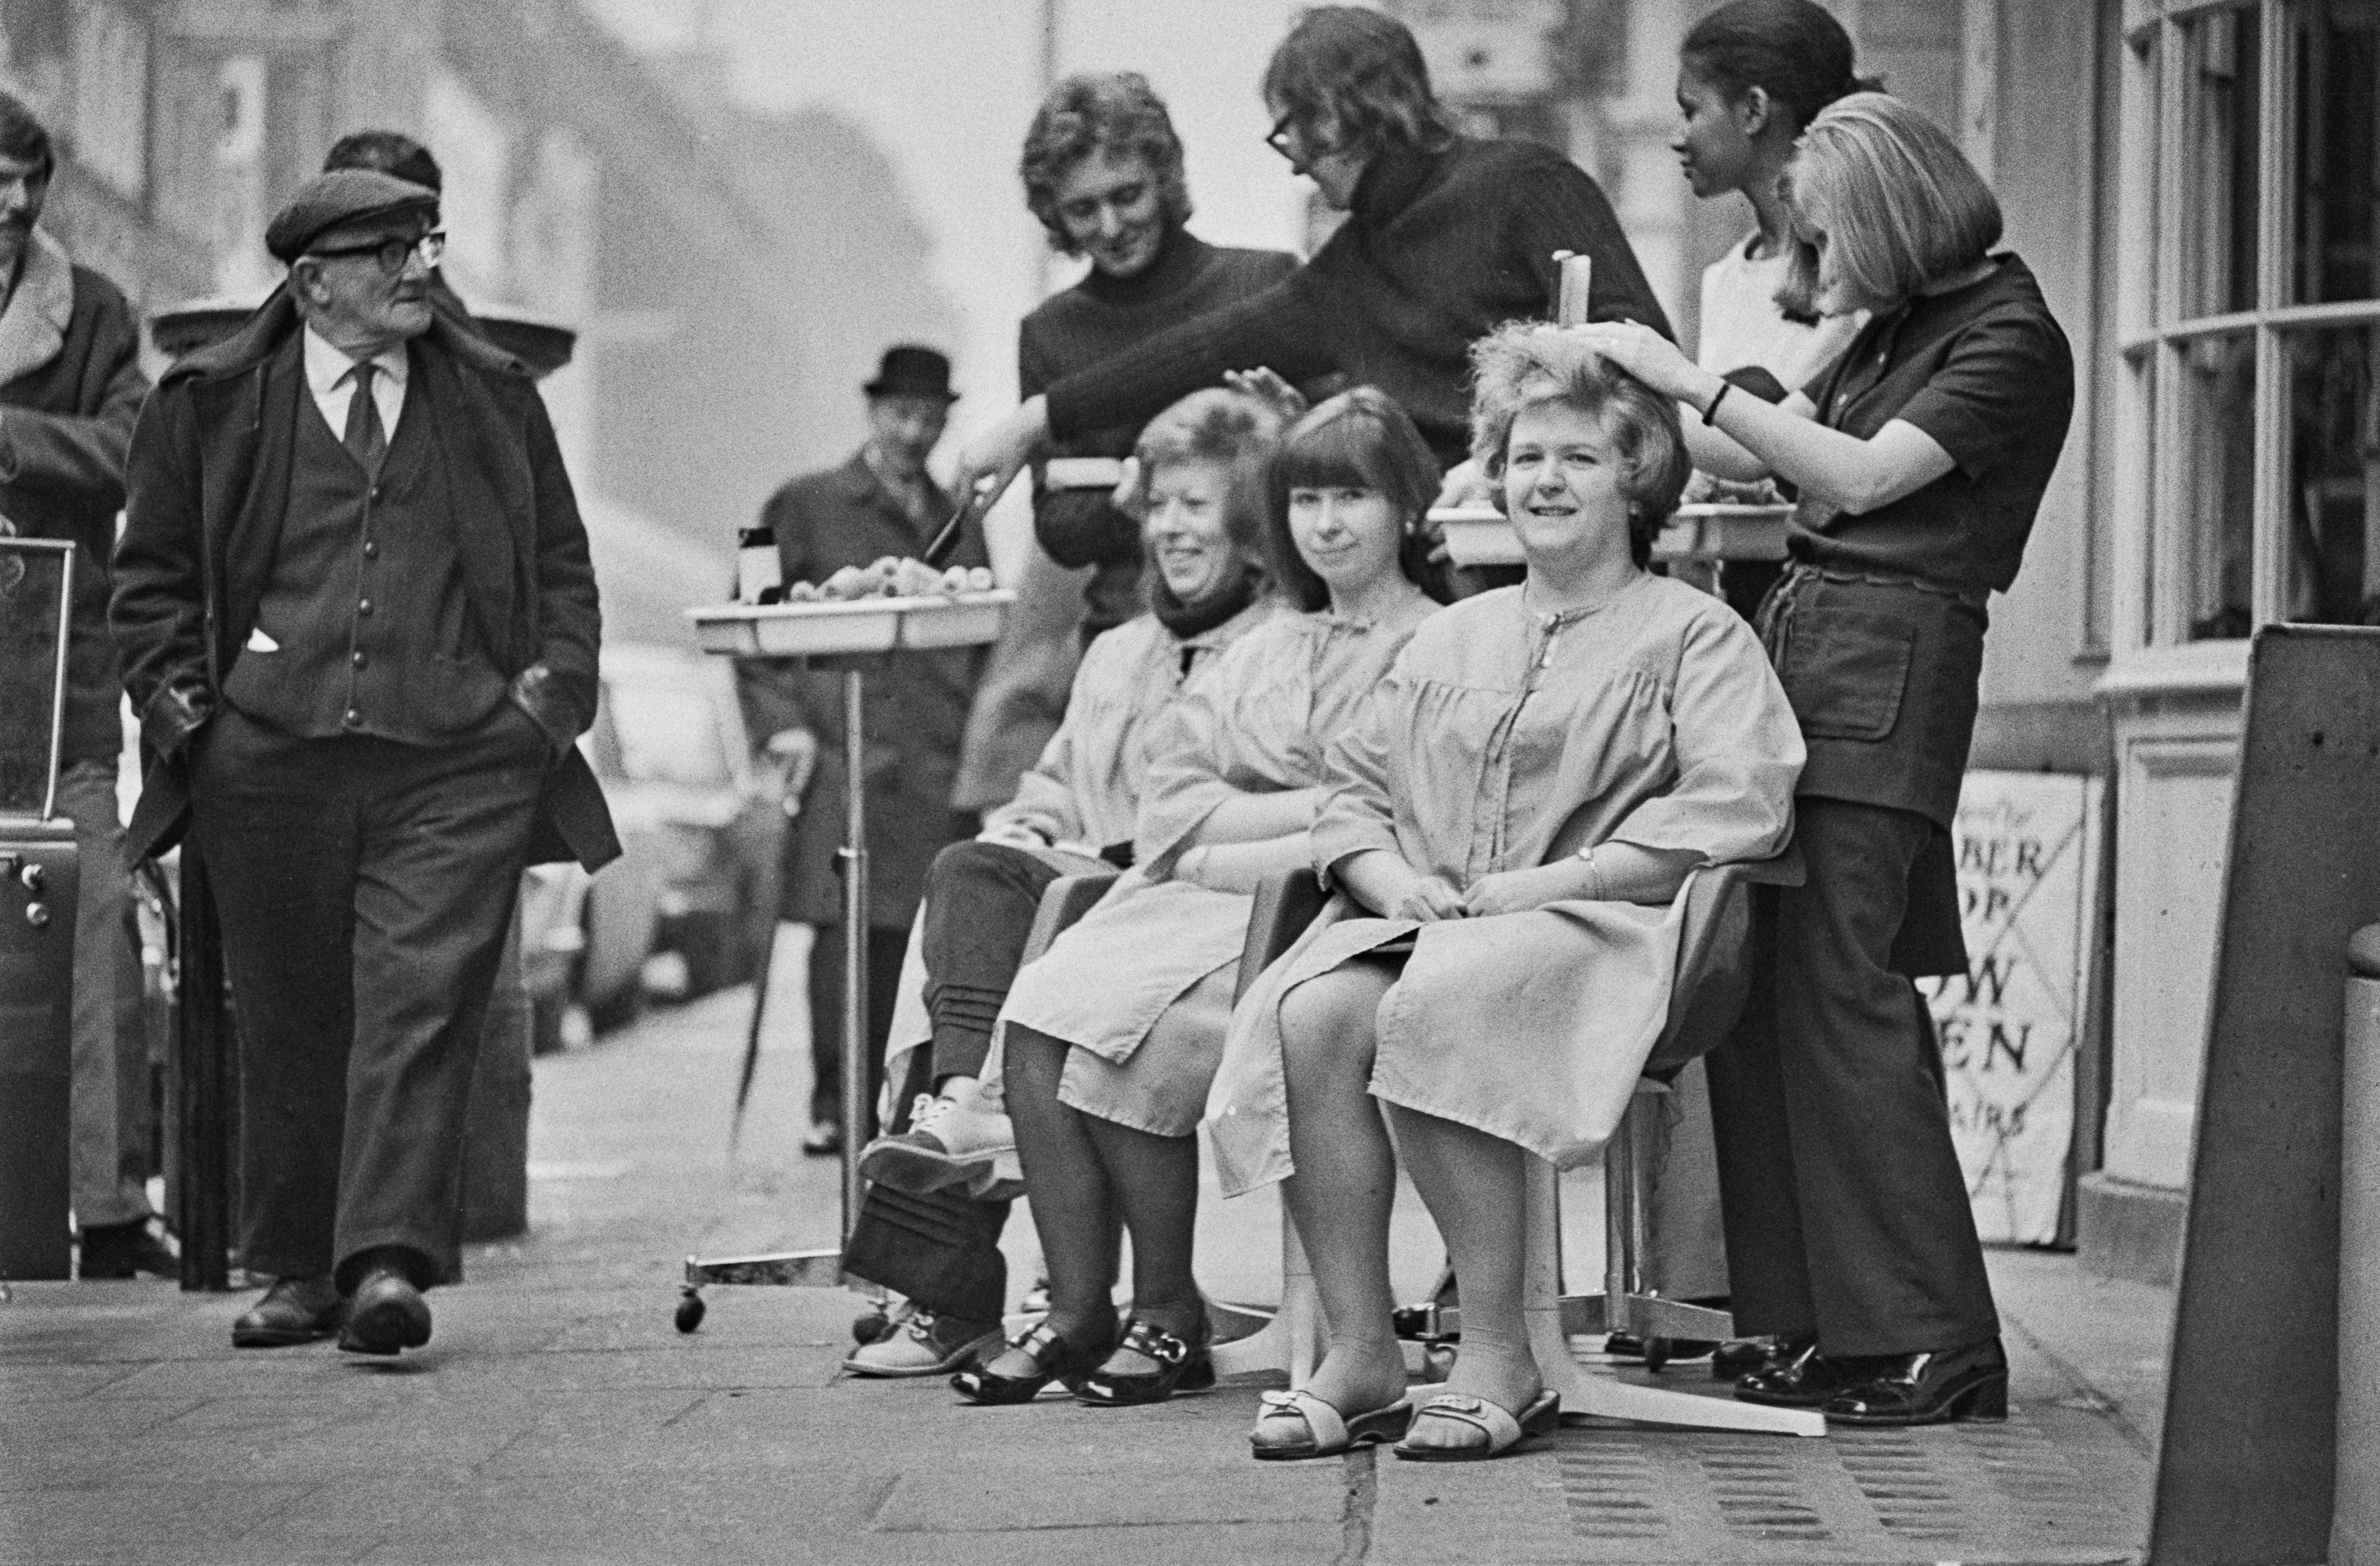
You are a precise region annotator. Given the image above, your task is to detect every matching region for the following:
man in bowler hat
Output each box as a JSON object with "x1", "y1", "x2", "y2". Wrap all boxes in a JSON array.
[
  {"x1": 112, "y1": 168, "x2": 618, "y2": 1354},
  {"x1": 735, "y1": 345, "x2": 991, "y2": 1155}
]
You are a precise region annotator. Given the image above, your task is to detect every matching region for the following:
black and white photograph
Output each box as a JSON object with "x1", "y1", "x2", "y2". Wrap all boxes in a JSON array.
[{"x1": 0, "y1": 1, "x2": 2374, "y2": 1562}]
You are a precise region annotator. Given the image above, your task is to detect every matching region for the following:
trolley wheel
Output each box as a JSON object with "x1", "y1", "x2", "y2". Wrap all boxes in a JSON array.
[
  {"x1": 852, "y1": 1308, "x2": 895, "y2": 1345},
  {"x1": 674, "y1": 1289, "x2": 706, "y2": 1334},
  {"x1": 1421, "y1": 1339, "x2": 1458, "y2": 1383},
  {"x1": 1644, "y1": 1336, "x2": 1673, "y2": 1374}
]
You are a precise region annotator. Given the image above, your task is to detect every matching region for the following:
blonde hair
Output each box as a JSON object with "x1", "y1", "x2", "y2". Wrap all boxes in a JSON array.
[
  {"x1": 1124, "y1": 386, "x2": 1289, "y2": 601},
  {"x1": 1467, "y1": 323, "x2": 1689, "y2": 565},
  {"x1": 1778, "y1": 92, "x2": 2000, "y2": 316}
]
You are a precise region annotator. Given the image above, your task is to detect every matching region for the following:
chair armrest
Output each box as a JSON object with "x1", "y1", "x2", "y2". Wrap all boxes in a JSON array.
[
  {"x1": 1020, "y1": 872, "x2": 1120, "y2": 966},
  {"x1": 1235, "y1": 871, "x2": 1331, "y2": 1003}
]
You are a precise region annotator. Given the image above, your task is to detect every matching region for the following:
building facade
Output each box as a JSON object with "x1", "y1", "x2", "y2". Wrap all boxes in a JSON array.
[{"x1": 0, "y1": 0, "x2": 824, "y2": 641}]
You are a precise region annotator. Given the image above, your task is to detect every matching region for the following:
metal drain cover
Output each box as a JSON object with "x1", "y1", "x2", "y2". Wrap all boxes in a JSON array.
[{"x1": 1555, "y1": 1406, "x2": 2148, "y2": 1563}]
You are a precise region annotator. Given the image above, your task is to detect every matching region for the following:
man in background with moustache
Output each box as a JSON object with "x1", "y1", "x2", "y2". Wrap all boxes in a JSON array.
[{"x1": 112, "y1": 169, "x2": 617, "y2": 1355}]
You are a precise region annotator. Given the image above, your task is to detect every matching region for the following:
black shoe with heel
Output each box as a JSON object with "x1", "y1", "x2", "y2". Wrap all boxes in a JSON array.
[
  {"x1": 1733, "y1": 1339, "x2": 1864, "y2": 1408},
  {"x1": 1712, "y1": 1332, "x2": 1807, "y2": 1382},
  {"x1": 1822, "y1": 1338, "x2": 2009, "y2": 1426},
  {"x1": 951, "y1": 1320, "x2": 1114, "y2": 1405},
  {"x1": 1073, "y1": 1316, "x2": 1215, "y2": 1406}
]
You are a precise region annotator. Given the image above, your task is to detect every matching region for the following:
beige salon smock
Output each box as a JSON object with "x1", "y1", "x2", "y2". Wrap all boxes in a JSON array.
[
  {"x1": 880, "y1": 600, "x2": 1287, "y2": 1111},
  {"x1": 1206, "y1": 574, "x2": 1803, "y2": 1194},
  {"x1": 991, "y1": 597, "x2": 1439, "y2": 1136}
]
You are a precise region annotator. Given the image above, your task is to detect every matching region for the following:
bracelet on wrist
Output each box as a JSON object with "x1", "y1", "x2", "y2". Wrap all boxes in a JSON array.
[{"x1": 1701, "y1": 381, "x2": 1733, "y2": 426}]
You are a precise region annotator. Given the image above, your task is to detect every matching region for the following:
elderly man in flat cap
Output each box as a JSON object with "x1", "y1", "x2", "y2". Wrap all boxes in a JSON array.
[{"x1": 112, "y1": 168, "x2": 618, "y2": 1355}]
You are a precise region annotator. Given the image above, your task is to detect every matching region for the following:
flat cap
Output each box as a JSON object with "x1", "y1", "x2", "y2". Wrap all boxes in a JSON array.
[{"x1": 265, "y1": 168, "x2": 439, "y2": 264}]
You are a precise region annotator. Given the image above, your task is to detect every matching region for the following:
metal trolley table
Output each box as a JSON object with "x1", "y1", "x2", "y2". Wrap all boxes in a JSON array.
[{"x1": 673, "y1": 591, "x2": 1012, "y2": 1330}]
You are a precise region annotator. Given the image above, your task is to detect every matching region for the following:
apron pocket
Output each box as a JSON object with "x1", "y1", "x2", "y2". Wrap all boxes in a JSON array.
[{"x1": 1781, "y1": 607, "x2": 1916, "y2": 741}]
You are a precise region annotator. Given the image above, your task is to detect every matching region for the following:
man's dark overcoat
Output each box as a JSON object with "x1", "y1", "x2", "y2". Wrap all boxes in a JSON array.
[
  {"x1": 112, "y1": 285, "x2": 618, "y2": 872},
  {"x1": 734, "y1": 452, "x2": 989, "y2": 928}
]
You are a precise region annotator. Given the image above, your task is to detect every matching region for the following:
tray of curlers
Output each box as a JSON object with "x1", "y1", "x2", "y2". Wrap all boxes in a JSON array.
[
  {"x1": 691, "y1": 556, "x2": 1012, "y2": 658},
  {"x1": 1430, "y1": 502, "x2": 1796, "y2": 568}
]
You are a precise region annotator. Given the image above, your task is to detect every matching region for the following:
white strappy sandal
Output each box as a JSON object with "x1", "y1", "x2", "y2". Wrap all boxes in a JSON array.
[
  {"x1": 1250, "y1": 1388, "x2": 1415, "y2": 1461},
  {"x1": 1391, "y1": 1388, "x2": 1561, "y2": 1462}
]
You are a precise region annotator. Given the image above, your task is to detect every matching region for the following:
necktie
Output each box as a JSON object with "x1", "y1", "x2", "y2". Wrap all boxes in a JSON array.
[{"x1": 343, "y1": 361, "x2": 387, "y2": 474}]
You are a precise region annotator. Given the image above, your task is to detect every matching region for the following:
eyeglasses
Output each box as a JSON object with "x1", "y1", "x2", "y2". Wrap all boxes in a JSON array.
[
  {"x1": 306, "y1": 230, "x2": 446, "y2": 276},
  {"x1": 1264, "y1": 112, "x2": 1300, "y2": 162}
]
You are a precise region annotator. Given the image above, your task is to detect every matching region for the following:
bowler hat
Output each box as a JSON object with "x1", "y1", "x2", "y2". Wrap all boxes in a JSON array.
[
  {"x1": 865, "y1": 345, "x2": 958, "y2": 402},
  {"x1": 266, "y1": 168, "x2": 439, "y2": 264}
]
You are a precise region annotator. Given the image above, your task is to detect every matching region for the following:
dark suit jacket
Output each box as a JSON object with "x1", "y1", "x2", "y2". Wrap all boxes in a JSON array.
[
  {"x1": 112, "y1": 284, "x2": 619, "y2": 871},
  {"x1": 733, "y1": 451, "x2": 989, "y2": 926}
]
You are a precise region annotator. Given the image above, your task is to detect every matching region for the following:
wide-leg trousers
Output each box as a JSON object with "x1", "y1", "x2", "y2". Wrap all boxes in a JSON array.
[
  {"x1": 191, "y1": 706, "x2": 547, "y2": 1292},
  {"x1": 1706, "y1": 795, "x2": 2000, "y2": 1358}
]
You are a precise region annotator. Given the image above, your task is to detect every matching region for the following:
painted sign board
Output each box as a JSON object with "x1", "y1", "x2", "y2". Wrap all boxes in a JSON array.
[{"x1": 1919, "y1": 769, "x2": 2105, "y2": 1245}]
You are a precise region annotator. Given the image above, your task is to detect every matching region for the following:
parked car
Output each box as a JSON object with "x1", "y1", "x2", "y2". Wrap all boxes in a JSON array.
[{"x1": 522, "y1": 643, "x2": 787, "y2": 1047}]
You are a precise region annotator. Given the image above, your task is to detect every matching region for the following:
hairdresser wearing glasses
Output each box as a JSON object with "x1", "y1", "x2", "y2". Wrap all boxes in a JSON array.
[
  {"x1": 1577, "y1": 93, "x2": 2072, "y2": 1427},
  {"x1": 114, "y1": 168, "x2": 616, "y2": 1358},
  {"x1": 955, "y1": 5, "x2": 1670, "y2": 496}
]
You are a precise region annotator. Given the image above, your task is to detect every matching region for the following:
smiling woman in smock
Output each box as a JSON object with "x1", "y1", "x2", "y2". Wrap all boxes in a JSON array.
[
  {"x1": 1577, "y1": 92, "x2": 2073, "y2": 1428},
  {"x1": 956, "y1": 389, "x2": 1444, "y2": 1409},
  {"x1": 1209, "y1": 327, "x2": 1803, "y2": 1463}
]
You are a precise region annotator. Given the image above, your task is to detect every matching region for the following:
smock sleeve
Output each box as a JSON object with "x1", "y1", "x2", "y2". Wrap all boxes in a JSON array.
[
  {"x1": 1599, "y1": 605, "x2": 1804, "y2": 864},
  {"x1": 1310, "y1": 674, "x2": 1406, "y2": 881},
  {"x1": 985, "y1": 675, "x2": 1091, "y2": 846}
]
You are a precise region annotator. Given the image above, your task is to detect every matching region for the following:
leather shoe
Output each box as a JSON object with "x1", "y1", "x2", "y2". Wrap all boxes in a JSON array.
[
  {"x1": 1823, "y1": 1338, "x2": 2008, "y2": 1426},
  {"x1": 1713, "y1": 1332, "x2": 1810, "y2": 1382},
  {"x1": 233, "y1": 1276, "x2": 345, "y2": 1347},
  {"x1": 1733, "y1": 1339, "x2": 1867, "y2": 1408},
  {"x1": 338, "y1": 1265, "x2": 432, "y2": 1356},
  {"x1": 78, "y1": 1219, "x2": 180, "y2": 1280}
]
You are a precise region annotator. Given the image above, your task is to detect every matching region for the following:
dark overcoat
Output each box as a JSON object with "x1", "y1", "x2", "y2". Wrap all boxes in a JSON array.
[
  {"x1": 0, "y1": 246, "x2": 148, "y2": 768},
  {"x1": 111, "y1": 284, "x2": 619, "y2": 871},
  {"x1": 733, "y1": 452, "x2": 989, "y2": 927}
]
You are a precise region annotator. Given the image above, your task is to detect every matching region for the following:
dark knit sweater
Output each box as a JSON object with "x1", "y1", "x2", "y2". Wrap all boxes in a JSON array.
[
  {"x1": 1021, "y1": 229, "x2": 1296, "y2": 638},
  {"x1": 1043, "y1": 137, "x2": 1672, "y2": 466}
]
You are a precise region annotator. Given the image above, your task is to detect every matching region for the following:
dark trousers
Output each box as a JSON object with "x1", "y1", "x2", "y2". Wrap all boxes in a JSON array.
[
  {"x1": 806, "y1": 924, "x2": 907, "y2": 1133},
  {"x1": 192, "y1": 707, "x2": 546, "y2": 1291},
  {"x1": 838, "y1": 839, "x2": 1069, "y2": 1324},
  {"x1": 1706, "y1": 797, "x2": 2000, "y2": 1358},
  {"x1": 917, "y1": 839, "x2": 1075, "y2": 1080}
]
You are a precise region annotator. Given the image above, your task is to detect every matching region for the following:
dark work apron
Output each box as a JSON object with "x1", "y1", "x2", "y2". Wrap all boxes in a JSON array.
[{"x1": 1755, "y1": 564, "x2": 1986, "y2": 979}]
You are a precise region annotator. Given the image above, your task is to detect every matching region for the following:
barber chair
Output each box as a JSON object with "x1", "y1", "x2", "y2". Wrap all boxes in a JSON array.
[{"x1": 1224, "y1": 859, "x2": 1826, "y2": 1436}]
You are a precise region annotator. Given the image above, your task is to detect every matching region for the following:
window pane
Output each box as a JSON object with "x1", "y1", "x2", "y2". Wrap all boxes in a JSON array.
[
  {"x1": 2290, "y1": 0, "x2": 2380, "y2": 303},
  {"x1": 2280, "y1": 323, "x2": 2380, "y2": 623},
  {"x1": 2170, "y1": 332, "x2": 2258, "y2": 640},
  {"x1": 2178, "y1": 5, "x2": 2262, "y2": 319}
]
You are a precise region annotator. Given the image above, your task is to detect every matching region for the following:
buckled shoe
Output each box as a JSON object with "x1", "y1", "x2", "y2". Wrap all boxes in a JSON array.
[
  {"x1": 952, "y1": 1320, "x2": 1116, "y2": 1405},
  {"x1": 1073, "y1": 1315, "x2": 1215, "y2": 1406}
]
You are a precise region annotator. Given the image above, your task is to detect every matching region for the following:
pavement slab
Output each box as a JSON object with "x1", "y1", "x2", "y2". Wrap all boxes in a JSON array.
[{"x1": 0, "y1": 977, "x2": 2171, "y2": 1566}]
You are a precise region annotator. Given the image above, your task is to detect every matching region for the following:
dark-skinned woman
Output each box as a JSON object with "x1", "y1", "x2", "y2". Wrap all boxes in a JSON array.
[
  {"x1": 1576, "y1": 91, "x2": 2073, "y2": 1427},
  {"x1": 954, "y1": 6, "x2": 1672, "y2": 498}
]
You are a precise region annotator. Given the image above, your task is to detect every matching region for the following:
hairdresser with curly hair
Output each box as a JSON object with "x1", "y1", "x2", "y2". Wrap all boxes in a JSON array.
[{"x1": 954, "y1": 6, "x2": 1672, "y2": 499}]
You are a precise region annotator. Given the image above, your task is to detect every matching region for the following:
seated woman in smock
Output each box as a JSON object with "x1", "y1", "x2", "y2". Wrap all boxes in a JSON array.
[
  {"x1": 954, "y1": 388, "x2": 1447, "y2": 1408},
  {"x1": 850, "y1": 387, "x2": 1290, "y2": 1375},
  {"x1": 1209, "y1": 326, "x2": 1804, "y2": 1462}
]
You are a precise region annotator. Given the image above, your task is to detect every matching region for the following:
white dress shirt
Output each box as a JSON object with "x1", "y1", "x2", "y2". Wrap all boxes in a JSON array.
[{"x1": 302, "y1": 327, "x2": 410, "y2": 445}]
